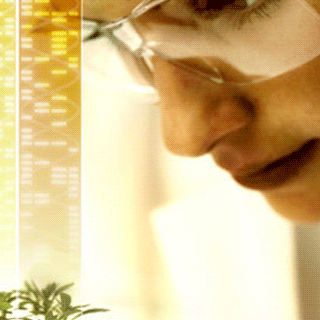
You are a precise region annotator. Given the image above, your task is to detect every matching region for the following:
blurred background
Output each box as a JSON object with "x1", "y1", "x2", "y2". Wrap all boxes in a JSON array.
[
  {"x1": 80, "y1": 36, "x2": 319, "y2": 320},
  {"x1": 1, "y1": 27, "x2": 319, "y2": 320}
]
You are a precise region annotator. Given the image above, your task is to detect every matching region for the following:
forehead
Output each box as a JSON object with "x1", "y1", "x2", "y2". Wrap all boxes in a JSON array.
[
  {"x1": 83, "y1": 0, "x2": 142, "y2": 21},
  {"x1": 82, "y1": 0, "x2": 320, "y2": 22}
]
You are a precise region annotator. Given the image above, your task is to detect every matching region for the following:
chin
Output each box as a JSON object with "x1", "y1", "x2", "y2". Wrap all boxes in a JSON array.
[{"x1": 264, "y1": 191, "x2": 320, "y2": 225}]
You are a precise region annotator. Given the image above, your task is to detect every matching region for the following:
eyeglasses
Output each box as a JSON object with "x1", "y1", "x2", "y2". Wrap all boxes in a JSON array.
[
  {"x1": 82, "y1": 0, "x2": 223, "y2": 87},
  {"x1": 82, "y1": 0, "x2": 320, "y2": 87}
]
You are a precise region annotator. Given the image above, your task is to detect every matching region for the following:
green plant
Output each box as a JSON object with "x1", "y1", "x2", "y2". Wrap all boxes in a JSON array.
[
  {"x1": 0, "y1": 290, "x2": 16, "y2": 320},
  {"x1": 0, "y1": 281, "x2": 109, "y2": 320},
  {"x1": 18, "y1": 281, "x2": 109, "y2": 320}
]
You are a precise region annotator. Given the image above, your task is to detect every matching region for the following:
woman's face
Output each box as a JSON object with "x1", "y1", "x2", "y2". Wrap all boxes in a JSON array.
[
  {"x1": 84, "y1": 0, "x2": 320, "y2": 224},
  {"x1": 154, "y1": 52, "x2": 320, "y2": 224}
]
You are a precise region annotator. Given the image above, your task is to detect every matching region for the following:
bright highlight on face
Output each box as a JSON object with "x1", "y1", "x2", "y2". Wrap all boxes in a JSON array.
[
  {"x1": 132, "y1": 0, "x2": 320, "y2": 84},
  {"x1": 83, "y1": 0, "x2": 320, "y2": 224}
]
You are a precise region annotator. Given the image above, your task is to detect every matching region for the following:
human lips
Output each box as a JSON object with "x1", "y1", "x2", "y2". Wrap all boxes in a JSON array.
[{"x1": 232, "y1": 139, "x2": 320, "y2": 191}]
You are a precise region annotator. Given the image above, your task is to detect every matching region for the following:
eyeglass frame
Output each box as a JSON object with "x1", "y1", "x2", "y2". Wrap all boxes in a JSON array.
[
  {"x1": 82, "y1": 0, "x2": 226, "y2": 87},
  {"x1": 83, "y1": 0, "x2": 320, "y2": 87}
]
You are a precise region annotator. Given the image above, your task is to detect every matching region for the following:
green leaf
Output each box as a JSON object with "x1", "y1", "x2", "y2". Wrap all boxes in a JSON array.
[
  {"x1": 45, "y1": 311, "x2": 58, "y2": 320},
  {"x1": 81, "y1": 308, "x2": 109, "y2": 314},
  {"x1": 16, "y1": 281, "x2": 109, "y2": 320},
  {"x1": 55, "y1": 283, "x2": 73, "y2": 295},
  {"x1": 7, "y1": 296, "x2": 17, "y2": 303},
  {"x1": 24, "y1": 282, "x2": 33, "y2": 293},
  {"x1": 32, "y1": 310, "x2": 43, "y2": 315},
  {"x1": 42, "y1": 283, "x2": 57, "y2": 298},
  {"x1": 50, "y1": 283, "x2": 73, "y2": 306},
  {"x1": 70, "y1": 305, "x2": 89, "y2": 309},
  {"x1": 24, "y1": 281, "x2": 40, "y2": 301},
  {"x1": 71, "y1": 308, "x2": 109, "y2": 319},
  {"x1": 18, "y1": 296, "x2": 41, "y2": 307},
  {"x1": 60, "y1": 293, "x2": 71, "y2": 311},
  {"x1": 0, "y1": 301, "x2": 12, "y2": 310},
  {"x1": 61, "y1": 309, "x2": 80, "y2": 318}
]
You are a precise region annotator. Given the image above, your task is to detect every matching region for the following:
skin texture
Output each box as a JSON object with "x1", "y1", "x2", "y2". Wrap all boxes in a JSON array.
[
  {"x1": 152, "y1": 53, "x2": 320, "y2": 224},
  {"x1": 54, "y1": 0, "x2": 320, "y2": 224},
  {"x1": 82, "y1": 0, "x2": 142, "y2": 21}
]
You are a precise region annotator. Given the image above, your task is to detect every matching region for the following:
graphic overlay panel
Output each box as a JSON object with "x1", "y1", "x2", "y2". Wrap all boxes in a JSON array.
[
  {"x1": 0, "y1": 0, "x2": 16, "y2": 290},
  {"x1": 20, "y1": 0, "x2": 81, "y2": 291}
]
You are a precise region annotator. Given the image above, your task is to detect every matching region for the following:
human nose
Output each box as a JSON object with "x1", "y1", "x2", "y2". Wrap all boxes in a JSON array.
[{"x1": 153, "y1": 57, "x2": 255, "y2": 157}]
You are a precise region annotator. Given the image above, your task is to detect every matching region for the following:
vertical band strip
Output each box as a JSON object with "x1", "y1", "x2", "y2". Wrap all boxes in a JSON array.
[
  {"x1": 0, "y1": 0, "x2": 16, "y2": 290},
  {"x1": 19, "y1": 0, "x2": 81, "y2": 292}
]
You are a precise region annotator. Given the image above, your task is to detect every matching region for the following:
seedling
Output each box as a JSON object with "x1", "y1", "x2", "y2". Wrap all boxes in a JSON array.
[{"x1": 0, "y1": 281, "x2": 109, "y2": 320}]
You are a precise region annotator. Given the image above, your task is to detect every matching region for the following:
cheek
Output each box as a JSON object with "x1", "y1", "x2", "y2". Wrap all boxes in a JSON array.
[
  {"x1": 265, "y1": 192, "x2": 320, "y2": 224},
  {"x1": 307, "y1": 0, "x2": 320, "y2": 12},
  {"x1": 263, "y1": 149, "x2": 320, "y2": 224},
  {"x1": 249, "y1": 54, "x2": 320, "y2": 138}
]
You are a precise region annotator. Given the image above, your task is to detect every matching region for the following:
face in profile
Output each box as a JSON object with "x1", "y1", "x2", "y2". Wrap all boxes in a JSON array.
[{"x1": 84, "y1": 0, "x2": 320, "y2": 224}]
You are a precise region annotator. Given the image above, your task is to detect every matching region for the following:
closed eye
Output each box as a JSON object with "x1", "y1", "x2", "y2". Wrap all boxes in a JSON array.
[
  {"x1": 184, "y1": 0, "x2": 282, "y2": 28},
  {"x1": 185, "y1": 0, "x2": 249, "y2": 18}
]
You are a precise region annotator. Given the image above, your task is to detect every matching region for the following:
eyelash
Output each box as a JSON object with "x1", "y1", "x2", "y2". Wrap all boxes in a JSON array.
[
  {"x1": 236, "y1": 0, "x2": 282, "y2": 27},
  {"x1": 188, "y1": 0, "x2": 282, "y2": 29}
]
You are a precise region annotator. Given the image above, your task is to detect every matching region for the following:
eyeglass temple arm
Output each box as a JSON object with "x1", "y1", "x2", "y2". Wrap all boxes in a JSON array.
[
  {"x1": 96, "y1": 0, "x2": 170, "y2": 31},
  {"x1": 131, "y1": 0, "x2": 170, "y2": 17}
]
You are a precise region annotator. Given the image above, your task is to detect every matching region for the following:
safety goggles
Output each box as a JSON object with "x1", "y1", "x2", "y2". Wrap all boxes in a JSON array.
[{"x1": 82, "y1": 0, "x2": 320, "y2": 87}]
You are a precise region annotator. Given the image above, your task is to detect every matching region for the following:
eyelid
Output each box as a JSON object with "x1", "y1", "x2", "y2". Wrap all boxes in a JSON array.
[
  {"x1": 183, "y1": 0, "x2": 283, "y2": 29},
  {"x1": 184, "y1": 0, "x2": 249, "y2": 19}
]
